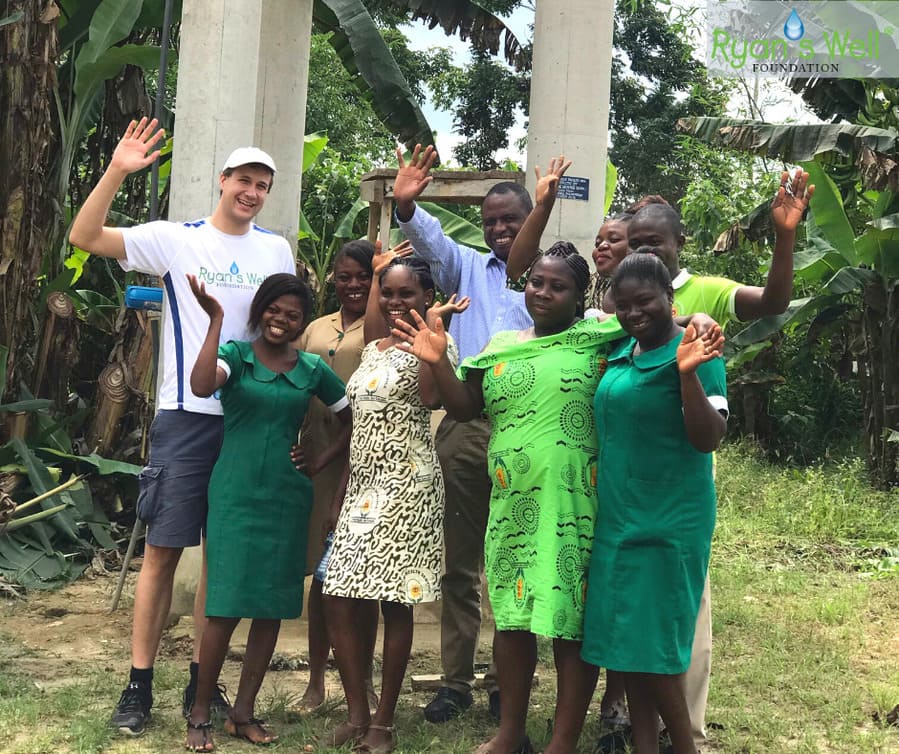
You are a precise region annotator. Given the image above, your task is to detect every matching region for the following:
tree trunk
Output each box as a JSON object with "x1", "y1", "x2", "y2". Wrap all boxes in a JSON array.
[
  {"x1": 0, "y1": 1, "x2": 59, "y2": 403},
  {"x1": 859, "y1": 278, "x2": 899, "y2": 488}
]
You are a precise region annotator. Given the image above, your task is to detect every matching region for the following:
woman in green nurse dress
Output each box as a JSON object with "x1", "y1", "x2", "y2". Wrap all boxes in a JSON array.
[
  {"x1": 582, "y1": 253, "x2": 728, "y2": 754},
  {"x1": 184, "y1": 273, "x2": 352, "y2": 752}
]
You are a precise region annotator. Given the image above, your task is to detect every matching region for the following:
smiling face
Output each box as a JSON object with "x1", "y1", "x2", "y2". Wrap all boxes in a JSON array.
[
  {"x1": 218, "y1": 164, "x2": 273, "y2": 227},
  {"x1": 260, "y1": 293, "x2": 305, "y2": 344},
  {"x1": 379, "y1": 265, "x2": 434, "y2": 330},
  {"x1": 626, "y1": 214, "x2": 684, "y2": 278},
  {"x1": 613, "y1": 277, "x2": 673, "y2": 345},
  {"x1": 334, "y1": 255, "x2": 373, "y2": 319},
  {"x1": 525, "y1": 256, "x2": 581, "y2": 336},
  {"x1": 592, "y1": 219, "x2": 630, "y2": 276},
  {"x1": 482, "y1": 192, "x2": 529, "y2": 260}
]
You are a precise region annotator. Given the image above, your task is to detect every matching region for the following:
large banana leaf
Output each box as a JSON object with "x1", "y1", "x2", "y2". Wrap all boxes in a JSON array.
[
  {"x1": 314, "y1": 0, "x2": 436, "y2": 155},
  {"x1": 678, "y1": 117, "x2": 898, "y2": 167},
  {"x1": 393, "y1": 0, "x2": 527, "y2": 69},
  {"x1": 800, "y1": 161, "x2": 857, "y2": 263},
  {"x1": 57, "y1": 0, "x2": 164, "y2": 204}
]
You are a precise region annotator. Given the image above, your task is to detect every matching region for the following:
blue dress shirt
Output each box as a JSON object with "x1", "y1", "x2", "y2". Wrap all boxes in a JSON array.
[{"x1": 398, "y1": 206, "x2": 533, "y2": 362}]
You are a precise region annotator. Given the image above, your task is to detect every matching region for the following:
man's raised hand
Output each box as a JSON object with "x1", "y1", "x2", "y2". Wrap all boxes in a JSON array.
[
  {"x1": 110, "y1": 117, "x2": 165, "y2": 175},
  {"x1": 393, "y1": 144, "x2": 439, "y2": 207}
]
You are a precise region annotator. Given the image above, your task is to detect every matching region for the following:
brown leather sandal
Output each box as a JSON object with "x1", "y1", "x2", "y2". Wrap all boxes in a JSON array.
[{"x1": 224, "y1": 715, "x2": 278, "y2": 746}]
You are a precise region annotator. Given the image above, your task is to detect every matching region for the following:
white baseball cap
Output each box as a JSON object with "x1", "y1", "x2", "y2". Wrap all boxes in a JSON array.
[{"x1": 222, "y1": 146, "x2": 277, "y2": 173}]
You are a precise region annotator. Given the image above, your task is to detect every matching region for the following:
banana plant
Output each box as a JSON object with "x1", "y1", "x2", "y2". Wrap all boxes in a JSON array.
[{"x1": 679, "y1": 109, "x2": 899, "y2": 486}]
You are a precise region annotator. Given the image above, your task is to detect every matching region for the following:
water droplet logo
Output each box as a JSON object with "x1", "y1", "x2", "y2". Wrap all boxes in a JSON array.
[
  {"x1": 229, "y1": 261, "x2": 239, "y2": 274},
  {"x1": 784, "y1": 9, "x2": 804, "y2": 41}
]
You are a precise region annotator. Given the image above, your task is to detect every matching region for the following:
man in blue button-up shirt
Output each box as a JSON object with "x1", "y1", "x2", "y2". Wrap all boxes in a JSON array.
[{"x1": 394, "y1": 144, "x2": 533, "y2": 724}]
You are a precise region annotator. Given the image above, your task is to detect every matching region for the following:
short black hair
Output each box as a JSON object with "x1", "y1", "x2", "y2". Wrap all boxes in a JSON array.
[
  {"x1": 248, "y1": 273, "x2": 313, "y2": 331},
  {"x1": 611, "y1": 253, "x2": 674, "y2": 301},
  {"x1": 379, "y1": 256, "x2": 435, "y2": 294},
  {"x1": 484, "y1": 181, "x2": 533, "y2": 213},
  {"x1": 630, "y1": 203, "x2": 684, "y2": 238},
  {"x1": 333, "y1": 239, "x2": 375, "y2": 277}
]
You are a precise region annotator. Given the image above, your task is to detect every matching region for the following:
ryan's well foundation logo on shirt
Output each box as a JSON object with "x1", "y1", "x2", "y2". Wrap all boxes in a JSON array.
[{"x1": 196, "y1": 262, "x2": 270, "y2": 288}]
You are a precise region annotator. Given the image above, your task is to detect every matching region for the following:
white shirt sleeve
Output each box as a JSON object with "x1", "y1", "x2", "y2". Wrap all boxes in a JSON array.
[{"x1": 118, "y1": 221, "x2": 183, "y2": 276}]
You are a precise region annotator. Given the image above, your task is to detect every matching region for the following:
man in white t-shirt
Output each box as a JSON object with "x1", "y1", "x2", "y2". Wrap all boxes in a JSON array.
[{"x1": 69, "y1": 118, "x2": 295, "y2": 736}]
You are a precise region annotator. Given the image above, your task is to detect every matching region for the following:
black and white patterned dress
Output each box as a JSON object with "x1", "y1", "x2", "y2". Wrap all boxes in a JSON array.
[{"x1": 323, "y1": 338, "x2": 458, "y2": 604}]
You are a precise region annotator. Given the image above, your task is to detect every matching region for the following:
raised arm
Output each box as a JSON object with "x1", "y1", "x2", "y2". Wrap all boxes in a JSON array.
[
  {"x1": 418, "y1": 295, "x2": 470, "y2": 408},
  {"x1": 506, "y1": 156, "x2": 572, "y2": 280},
  {"x1": 734, "y1": 169, "x2": 814, "y2": 320},
  {"x1": 362, "y1": 240, "x2": 413, "y2": 344},
  {"x1": 393, "y1": 144, "x2": 439, "y2": 222},
  {"x1": 187, "y1": 274, "x2": 229, "y2": 397},
  {"x1": 677, "y1": 323, "x2": 727, "y2": 453},
  {"x1": 69, "y1": 117, "x2": 165, "y2": 258},
  {"x1": 393, "y1": 309, "x2": 484, "y2": 421}
]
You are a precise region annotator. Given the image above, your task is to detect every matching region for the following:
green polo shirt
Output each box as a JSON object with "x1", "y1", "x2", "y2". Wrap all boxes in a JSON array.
[{"x1": 671, "y1": 270, "x2": 741, "y2": 327}]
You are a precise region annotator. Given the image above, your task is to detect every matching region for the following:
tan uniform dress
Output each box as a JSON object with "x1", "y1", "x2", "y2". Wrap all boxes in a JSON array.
[{"x1": 296, "y1": 310, "x2": 365, "y2": 572}]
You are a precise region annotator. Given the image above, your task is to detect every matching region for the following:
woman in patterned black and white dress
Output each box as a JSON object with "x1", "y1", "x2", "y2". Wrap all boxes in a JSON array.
[{"x1": 322, "y1": 251, "x2": 466, "y2": 754}]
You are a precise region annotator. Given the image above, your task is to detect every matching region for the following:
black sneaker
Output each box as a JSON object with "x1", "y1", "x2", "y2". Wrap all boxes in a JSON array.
[
  {"x1": 423, "y1": 686, "x2": 473, "y2": 723},
  {"x1": 183, "y1": 680, "x2": 232, "y2": 720},
  {"x1": 110, "y1": 681, "x2": 152, "y2": 736}
]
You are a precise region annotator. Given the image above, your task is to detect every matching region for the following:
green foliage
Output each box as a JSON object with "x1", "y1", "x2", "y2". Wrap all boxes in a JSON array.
[
  {"x1": 313, "y1": 0, "x2": 437, "y2": 153},
  {"x1": 429, "y1": 48, "x2": 529, "y2": 169},
  {"x1": 0, "y1": 432, "x2": 133, "y2": 589},
  {"x1": 608, "y1": 0, "x2": 729, "y2": 207}
]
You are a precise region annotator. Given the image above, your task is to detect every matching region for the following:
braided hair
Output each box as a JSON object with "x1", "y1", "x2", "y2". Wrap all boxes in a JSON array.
[
  {"x1": 378, "y1": 256, "x2": 435, "y2": 294},
  {"x1": 539, "y1": 241, "x2": 590, "y2": 316}
]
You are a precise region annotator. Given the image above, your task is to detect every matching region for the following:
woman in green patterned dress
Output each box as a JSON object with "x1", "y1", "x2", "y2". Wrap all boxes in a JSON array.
[{"x1": 394, "y1": 245, "x2": 624, "y2": 754}]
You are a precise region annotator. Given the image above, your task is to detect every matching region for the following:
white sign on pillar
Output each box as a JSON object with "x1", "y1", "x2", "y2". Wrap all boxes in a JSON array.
[
  {"x1": 169, "y1": 0, "x2": 312, "y2": 244},
  {"x1": 525, "y1": 0, "x2": 615, "y2": 267}
]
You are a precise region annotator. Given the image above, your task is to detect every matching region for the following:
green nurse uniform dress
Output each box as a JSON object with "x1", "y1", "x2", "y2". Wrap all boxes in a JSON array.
[
  {"x1": 459, "y1": 317, "x2": 624, "y2": 640},
  {"x1": 205, "y1": 340, "x2": 347, "y2": 620},
  {"x1": 582, "y1": 333, "x2": 727, "y2": 673}
]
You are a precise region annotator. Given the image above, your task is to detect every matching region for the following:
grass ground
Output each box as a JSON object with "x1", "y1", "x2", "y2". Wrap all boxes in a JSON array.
[{"x1": 0, "y1": 442, "x2": 897, "y2": 753}]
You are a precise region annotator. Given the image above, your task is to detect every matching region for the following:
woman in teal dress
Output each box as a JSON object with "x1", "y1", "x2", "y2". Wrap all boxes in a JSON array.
[
  {"x1": 184, "y1": 273, "x2": 352, "y2": 752},
  {"x1": 394, "y1": 244, "x2": 624, "y2": 754},
  {"x1": 582, "y1": 253, "x2": 727, "y2": 754}
]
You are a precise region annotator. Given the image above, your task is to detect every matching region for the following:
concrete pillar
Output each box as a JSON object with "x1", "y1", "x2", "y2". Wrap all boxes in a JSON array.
[
  {"x1": 168, "y1": 0, "x2": 313, "y2": 618},
  {"x1": 168, "y1": 0, "x2": 312, "y2": 241},
  {"x1": 525, "y1": 0, "x2": 615, "y2": 265}
]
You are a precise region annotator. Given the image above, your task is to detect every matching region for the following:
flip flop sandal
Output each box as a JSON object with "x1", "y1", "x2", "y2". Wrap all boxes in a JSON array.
[
  {"x1": 224, "y1": 716, "x2": 278, "y2": 746},
  {"x1": 185, "y1": 719, "x2": 215, "y2": 752}
]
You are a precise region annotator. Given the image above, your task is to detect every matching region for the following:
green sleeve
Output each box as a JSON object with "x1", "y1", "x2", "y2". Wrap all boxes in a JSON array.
[
  {"x1": 314, "y1": 359, "x2": 347, "y2": 409},
  {"x1": 696, "y1": 356, "x2": 727, "y2": 400},
  {"x1": 216, "y1": 341, "x2": 243, "y2": 386}
]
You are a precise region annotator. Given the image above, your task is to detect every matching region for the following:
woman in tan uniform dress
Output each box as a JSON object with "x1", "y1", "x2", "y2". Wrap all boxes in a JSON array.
[{"x1": 294, "y1": 240, "x2": 378, "y2": 711}]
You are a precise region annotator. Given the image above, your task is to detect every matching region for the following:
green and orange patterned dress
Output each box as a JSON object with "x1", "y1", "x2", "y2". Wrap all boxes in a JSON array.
[{"x1": 458, "y1": 316, "x2": 624, "y2": 639}]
